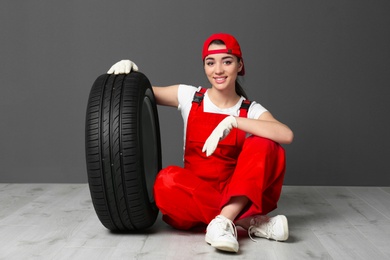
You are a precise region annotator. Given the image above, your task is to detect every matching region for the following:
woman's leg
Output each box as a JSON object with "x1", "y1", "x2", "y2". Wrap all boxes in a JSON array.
[
  {"x1": 219, "y1": 196, "x2": 249, "y2": 221},
  {"x1": 206, "y1": 136, "x2": 286, "y2": 252},
  {"x1": 221, "y1": 136, "x2": 286, "y2": 222}
]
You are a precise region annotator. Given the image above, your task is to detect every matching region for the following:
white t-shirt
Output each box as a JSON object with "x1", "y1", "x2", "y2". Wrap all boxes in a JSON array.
[{"x1": 177, "y1": 84, "x2": 268, "y2": 138}]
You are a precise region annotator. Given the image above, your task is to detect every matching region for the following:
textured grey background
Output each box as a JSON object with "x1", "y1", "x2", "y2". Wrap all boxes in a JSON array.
[{"x1": 1, "y1": 1, "x2": 389, "y2": 185}]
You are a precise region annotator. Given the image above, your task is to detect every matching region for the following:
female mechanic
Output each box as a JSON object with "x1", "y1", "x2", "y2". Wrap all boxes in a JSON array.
[{"x1": 107, "y1": 33, "x2": 294, "y2": 253}]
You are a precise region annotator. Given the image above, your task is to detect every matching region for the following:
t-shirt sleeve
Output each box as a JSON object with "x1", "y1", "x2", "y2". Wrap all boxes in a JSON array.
[
  {"x1": 248, "y1": 101, "x2": 268, "y2": 119},
  {"x1": 178, "y1": 84, "x2": 199, "y2": 111}
]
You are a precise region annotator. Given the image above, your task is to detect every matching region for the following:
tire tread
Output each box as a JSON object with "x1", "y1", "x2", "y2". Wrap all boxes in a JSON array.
[{"x1": 85, "y1": 72, "x2": 160, "y2": 231}]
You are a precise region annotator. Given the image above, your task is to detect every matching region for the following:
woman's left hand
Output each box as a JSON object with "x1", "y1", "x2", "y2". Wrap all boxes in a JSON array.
[{"x1": 202, "y1": 116, "x2": 237, "y2": 157}]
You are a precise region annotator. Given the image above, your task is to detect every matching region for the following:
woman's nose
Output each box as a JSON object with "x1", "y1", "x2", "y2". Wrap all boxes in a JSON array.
[{"x1": 215, "y1": 62, "x2": 224, "y2": 74}]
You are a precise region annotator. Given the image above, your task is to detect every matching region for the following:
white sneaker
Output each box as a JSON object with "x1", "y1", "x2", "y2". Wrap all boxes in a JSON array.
[
  {"x1": 248, "y1": 215, "x2": 289, "y2": 241},
  {"x1": 205, "y1": 215, "x2": 239, "y2": 253}
]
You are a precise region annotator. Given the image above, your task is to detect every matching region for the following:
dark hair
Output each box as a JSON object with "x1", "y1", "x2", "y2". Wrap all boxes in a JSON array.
[
  {"x1": 235, "y1": 79, "x2": 248, "y2": 99},
  {"x1": 206, "y1": 40, "x2": 249, "y2": 99}
]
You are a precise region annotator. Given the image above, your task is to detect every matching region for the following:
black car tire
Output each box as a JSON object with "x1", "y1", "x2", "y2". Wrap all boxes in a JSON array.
[{"x1": 85, "y1": 72, "x2": 161, "y2": 231}]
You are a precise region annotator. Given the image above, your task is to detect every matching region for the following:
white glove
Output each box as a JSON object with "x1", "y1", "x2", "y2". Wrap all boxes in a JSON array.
[
  {"x1": 107, "y1": 60, "x2": 139, "y2": 74},
  {"x1": 202, "y1": 116, "x2": 238, "y2": 157}
]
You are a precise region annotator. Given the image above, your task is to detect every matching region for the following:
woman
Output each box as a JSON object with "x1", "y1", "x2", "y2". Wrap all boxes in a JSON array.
[{"x1": 107, "y1": 33, "x2": 293, "y2": 253}]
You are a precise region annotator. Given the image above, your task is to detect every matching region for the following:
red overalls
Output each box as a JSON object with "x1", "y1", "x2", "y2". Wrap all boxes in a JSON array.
[{"x1": 153, "y1": 88, "x2": 286, "y2": 230}]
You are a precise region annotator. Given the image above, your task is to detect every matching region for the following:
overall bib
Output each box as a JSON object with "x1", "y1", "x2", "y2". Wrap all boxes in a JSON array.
[{"x1": 154, "y1": 88, "x2": 286, "y2": 230}]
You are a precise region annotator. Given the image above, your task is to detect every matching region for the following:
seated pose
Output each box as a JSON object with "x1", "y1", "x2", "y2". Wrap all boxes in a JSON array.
[{"x1": 107, "y1": 33, "x2": 294, "y2": 253}]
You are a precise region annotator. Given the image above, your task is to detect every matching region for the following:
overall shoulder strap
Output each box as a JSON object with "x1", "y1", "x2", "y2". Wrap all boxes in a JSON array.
[
  {"x1": 239, "y1": 99, "x2": 252, "y2": 118},
  {"x1": 192, "y1": 87, "x2": 207, "y2": 104}
]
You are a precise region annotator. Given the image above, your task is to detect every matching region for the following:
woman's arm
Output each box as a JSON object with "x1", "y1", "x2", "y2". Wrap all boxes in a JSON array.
[
  {"x1": 106, "y1": 60, "x2": 180, "y2": 108},
  {"x1": 152, "y1": 85, "x2": 180, "y2": 107},
  {"x1": 235, "y1": 111, "x2": 294, "y2": 144}
]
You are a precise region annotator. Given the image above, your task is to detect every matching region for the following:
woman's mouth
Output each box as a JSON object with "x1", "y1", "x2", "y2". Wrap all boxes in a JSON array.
[{"x1": 214, "y1": 76, "x2": 227, "y2": 84}]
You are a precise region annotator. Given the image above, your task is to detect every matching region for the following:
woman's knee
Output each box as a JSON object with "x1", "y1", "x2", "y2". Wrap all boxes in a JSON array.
[{"x1": 243, "y1": 136, "x2": 283, "y2": 154}]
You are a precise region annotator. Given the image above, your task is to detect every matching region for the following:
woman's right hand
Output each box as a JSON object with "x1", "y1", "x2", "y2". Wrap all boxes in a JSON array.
[{"x1": 107, "y1": 60, "x2": 139, "y2": 74}]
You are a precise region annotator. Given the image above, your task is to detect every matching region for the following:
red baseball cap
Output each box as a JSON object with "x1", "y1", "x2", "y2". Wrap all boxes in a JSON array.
[{"x1": 202, "y1": 33, "x2": 245, "y2": 75}]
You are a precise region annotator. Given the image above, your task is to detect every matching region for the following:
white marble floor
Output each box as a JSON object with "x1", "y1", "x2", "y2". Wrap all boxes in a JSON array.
[{"x1": 0, "y1": 183, "x2": 389, "y2": 259}]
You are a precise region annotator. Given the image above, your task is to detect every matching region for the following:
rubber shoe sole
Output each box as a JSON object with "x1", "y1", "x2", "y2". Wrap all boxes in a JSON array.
[{"x1": 205, "y1": 236, "x2": 239, "y2": 253}]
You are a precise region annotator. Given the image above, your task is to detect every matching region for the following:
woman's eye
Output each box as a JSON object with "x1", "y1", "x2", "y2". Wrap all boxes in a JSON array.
[
  {"x1": 206, "y1": 62, "x2": 214, "y2": 66},
  {"x1": 224, "y1": 60, "x2": 232, "y2": 65}
]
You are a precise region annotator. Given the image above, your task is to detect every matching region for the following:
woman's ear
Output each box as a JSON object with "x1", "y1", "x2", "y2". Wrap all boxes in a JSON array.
[{"x1": 238, "y1": 60, "x2": 243, "y2": 73}]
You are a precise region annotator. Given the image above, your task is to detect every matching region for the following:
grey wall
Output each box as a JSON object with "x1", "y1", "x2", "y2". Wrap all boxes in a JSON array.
[{"x1": 1, "y1": 1, "x2": 389, "y2": 185}]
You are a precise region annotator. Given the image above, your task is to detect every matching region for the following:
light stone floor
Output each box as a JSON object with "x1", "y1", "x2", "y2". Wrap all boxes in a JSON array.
[{"x1": 0, "y1": 183, "x2": 389, "y2": 259}]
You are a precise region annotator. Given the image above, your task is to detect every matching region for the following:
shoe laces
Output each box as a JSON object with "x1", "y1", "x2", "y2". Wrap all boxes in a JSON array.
[
  {"x1": 214, "y1": 216, "x2": 238, "y2": 239},
  {"x1": 247, "y1": 215, "x2": 272, "y2": 242}
]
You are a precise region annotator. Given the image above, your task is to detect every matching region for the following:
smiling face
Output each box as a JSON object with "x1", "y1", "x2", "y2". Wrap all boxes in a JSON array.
[{"x1": 204, "y1": 43, "x2": 243, "y2": 92}]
